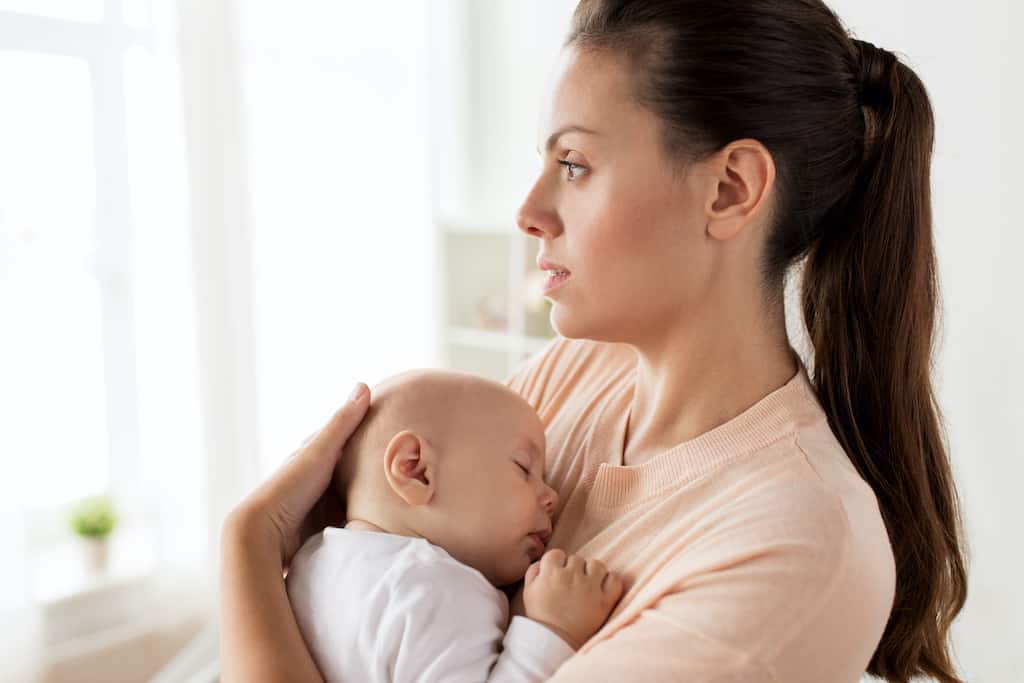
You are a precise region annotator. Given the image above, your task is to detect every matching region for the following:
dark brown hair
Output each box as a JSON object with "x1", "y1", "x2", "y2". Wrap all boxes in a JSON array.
[{"x1": 566, "y1": 1, "x2": 969, "y2": 681}]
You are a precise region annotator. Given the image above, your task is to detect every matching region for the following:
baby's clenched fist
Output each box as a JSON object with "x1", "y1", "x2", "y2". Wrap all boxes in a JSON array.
[{"x1": 522, "y1": 548, "x2": 625, "y2": 650}]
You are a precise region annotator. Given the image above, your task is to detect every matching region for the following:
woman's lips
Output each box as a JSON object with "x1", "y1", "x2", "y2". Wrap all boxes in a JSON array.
[
  {"x1": 543, "y1": 271, "x2": 571, "y2": 294},
  {"x1": 538, "y1": 258, "x2": 571, "y2": 295}
]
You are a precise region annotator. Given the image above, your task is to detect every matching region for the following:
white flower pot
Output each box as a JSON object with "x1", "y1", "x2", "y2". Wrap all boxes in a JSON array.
[{"x1": 79, "y1": 536, "x2": 111, "y2": 572}]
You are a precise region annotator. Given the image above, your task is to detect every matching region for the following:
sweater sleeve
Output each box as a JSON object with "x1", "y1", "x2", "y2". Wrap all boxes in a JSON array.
[
  {"x1": 543, "y1": 589, "x2": 772, "y2": 683},
  {"x1": 384, "y1": 560, "x2": 574, "y2": 683}
]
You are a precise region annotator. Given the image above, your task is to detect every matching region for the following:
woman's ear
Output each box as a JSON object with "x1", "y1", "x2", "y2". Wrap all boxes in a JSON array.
[
  {"x1": 383, "y1": 430, "x2": 435, "y2": 506},
  {"x1": 704, "y1": 138, "x2": 775, "y2": 241}
]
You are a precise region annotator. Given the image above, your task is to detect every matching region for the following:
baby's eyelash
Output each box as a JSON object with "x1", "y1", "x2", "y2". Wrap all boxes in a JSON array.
[{"x1": 517, "y1": 462, "x2": 531, "y2": 475}]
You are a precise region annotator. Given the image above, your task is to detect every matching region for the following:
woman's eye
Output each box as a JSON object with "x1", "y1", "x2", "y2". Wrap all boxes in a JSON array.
[{"x1": 558, "y1": 160, "x2": 585, "y2": 181}]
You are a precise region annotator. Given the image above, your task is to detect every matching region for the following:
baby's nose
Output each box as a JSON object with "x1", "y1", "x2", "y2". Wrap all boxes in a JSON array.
[{"x1": 540, "y1": 483, "x2": 558, "y2": 514}]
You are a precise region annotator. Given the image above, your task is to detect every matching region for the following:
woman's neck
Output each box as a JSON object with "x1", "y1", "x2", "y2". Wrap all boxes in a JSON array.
[{"x1": 620, "y1": 304, "x2": 799, "y2": 468}]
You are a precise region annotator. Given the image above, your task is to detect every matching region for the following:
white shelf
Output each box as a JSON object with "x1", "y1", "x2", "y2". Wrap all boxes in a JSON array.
[
  {"x1": 439, "y1": 223, "x2": 555, "y2": 381},
  {"x1": 448, "y1": 327, "x2": 552, "y2": 354}
]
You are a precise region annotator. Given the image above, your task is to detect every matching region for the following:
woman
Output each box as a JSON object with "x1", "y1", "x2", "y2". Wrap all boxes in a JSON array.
[{"x1": 220, "y1": 1, "x2": 968, "y2": 681}]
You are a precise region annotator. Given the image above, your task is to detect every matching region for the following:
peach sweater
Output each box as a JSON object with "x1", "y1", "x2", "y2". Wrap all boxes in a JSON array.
[{"x1": 504, "y1": 337, "x2": 896, "y2": 683}]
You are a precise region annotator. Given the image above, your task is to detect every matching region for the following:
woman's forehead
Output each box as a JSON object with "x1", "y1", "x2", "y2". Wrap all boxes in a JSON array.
[{"x1": 538, "y1": 47, "x2": 654, "y2": 154}]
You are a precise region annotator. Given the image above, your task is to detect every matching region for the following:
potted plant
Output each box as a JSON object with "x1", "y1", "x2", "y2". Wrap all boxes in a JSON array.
[{"x1": 70, "y1": 494, "x2": 118, "y2": 572}]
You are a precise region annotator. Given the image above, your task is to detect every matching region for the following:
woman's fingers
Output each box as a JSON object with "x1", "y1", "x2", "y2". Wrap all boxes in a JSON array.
[
  {"x1": 307, "y1": 383, "x2": 370, "y2": 457},
  {"x1": 285, "y1": 384, "x2": 368, "y2": 464}
]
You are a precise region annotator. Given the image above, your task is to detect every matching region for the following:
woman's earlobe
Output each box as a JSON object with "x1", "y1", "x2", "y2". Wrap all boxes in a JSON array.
[{"x1": 707, "y1": 217, "x2": 746, "y2": 241}]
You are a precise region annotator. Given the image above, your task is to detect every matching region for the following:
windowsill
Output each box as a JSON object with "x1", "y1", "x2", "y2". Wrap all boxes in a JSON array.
[
  {"x1": 32, "y1": 525, "x2": 158, "y2": 646},
  {"x1": 33, "y1": 524, "x2": 155, "y2": 603}
]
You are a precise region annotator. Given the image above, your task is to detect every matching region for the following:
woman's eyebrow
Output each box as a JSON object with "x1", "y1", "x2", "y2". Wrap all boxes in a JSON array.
[{"x1": 536, "y1": 124, "x2": 602, "y2": 156}]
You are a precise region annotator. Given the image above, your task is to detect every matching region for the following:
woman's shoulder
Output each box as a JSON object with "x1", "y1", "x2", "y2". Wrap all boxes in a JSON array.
[
  {"x1": 726, "y1": 409, "x2": 893, "y2": 550},
  {"x1": 725, "y1": 418, "x2": 897, "y2": 610},
  {"x1": 504, "y1": 336, "x2": 636, "y2": 416}
]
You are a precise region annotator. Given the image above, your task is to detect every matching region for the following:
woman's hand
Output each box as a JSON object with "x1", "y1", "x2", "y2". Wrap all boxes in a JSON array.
[
  {"x1": 219, "y1": 382, "x2": 370, "y2": 683},
  {"x1": 227, "y1": 382, "x2": 370, "y2": 565}
]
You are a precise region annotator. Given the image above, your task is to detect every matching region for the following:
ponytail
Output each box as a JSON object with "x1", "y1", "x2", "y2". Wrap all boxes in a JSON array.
[{"x1": 801, "y1": 39, "x2": 969, "y2": 683}]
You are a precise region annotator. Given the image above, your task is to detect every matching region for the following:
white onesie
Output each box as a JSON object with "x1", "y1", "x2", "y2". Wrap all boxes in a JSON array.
[{"x1": 286, "y1": 527, "x2": 575, "y2": 683}]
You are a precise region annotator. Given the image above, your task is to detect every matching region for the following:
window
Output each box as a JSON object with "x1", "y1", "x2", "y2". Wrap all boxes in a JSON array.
[{"x1": 0, "y1": 3, "x2": 195, "y2": 531}]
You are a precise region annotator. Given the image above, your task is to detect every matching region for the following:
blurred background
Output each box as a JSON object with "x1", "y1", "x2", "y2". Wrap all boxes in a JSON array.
[{"x1": 0, "y1": 1, "x2": 1019, "y2": 681}]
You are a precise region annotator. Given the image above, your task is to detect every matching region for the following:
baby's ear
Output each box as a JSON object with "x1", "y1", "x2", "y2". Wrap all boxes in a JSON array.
[{"x1": 383, "y1": 430, "x2": 435, "y2": 506}]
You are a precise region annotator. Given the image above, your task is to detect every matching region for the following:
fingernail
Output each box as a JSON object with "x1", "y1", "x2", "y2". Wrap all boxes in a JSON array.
[{"x1": 348, "y1": 383, "x2": 365, "y2": 403}]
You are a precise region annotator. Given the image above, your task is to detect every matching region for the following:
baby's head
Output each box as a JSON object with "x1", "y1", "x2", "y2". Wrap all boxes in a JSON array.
[{"x1": 337, "y1": 369, "x2": 557, "y2": 587}]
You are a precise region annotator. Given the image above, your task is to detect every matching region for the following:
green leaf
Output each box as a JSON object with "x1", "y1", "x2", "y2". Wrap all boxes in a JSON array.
[{"x1": 69, "y1": 494, "x2": 118, "y2": 538}]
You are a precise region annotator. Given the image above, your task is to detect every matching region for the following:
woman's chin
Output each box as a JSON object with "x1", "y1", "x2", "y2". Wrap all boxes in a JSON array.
[
  {"x1": 549, "y1": 304, "x2": 585, "y2": 339},
  {"x1": 550, "y1": 304, "x2": 619, "y2": 343}
]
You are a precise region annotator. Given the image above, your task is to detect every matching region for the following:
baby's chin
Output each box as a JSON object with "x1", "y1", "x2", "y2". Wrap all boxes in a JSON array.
[{"x1": 491, "y1": 555, "x2": 532, "y2": 588}]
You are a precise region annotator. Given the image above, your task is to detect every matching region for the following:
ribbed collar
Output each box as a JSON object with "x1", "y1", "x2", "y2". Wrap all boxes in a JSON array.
[{"x1": 585, "y1": 358, "x2": 823, "y2": 510}]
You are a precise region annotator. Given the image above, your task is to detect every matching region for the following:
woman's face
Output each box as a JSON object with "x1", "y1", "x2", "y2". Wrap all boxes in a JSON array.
[{"x1": 517, "y1": 46, "x2": 718, "y2": 346}]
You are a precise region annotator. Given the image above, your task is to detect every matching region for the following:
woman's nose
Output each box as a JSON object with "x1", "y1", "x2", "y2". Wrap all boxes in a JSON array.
[{"x1": 516, "y1": 175, "x2": 562, "y2": 240}]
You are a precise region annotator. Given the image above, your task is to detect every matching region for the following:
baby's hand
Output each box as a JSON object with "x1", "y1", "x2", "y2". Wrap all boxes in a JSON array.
[{"x1": 522, "y1": 548, "x2": 625, "y2": 650}]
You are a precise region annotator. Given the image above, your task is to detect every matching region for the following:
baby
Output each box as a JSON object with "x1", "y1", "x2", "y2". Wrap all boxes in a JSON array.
[{"x1": 286, "y1": 369, "x2": 624, "y2": 682}]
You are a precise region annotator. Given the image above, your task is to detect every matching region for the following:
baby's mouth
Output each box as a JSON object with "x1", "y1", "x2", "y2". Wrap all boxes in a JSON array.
[
  {"x1": 529, "y1": 527, "x2": 551, "y2": 545},
  {"x1": 527, "y1": 532, "x2": 547, "y2": 557}
]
